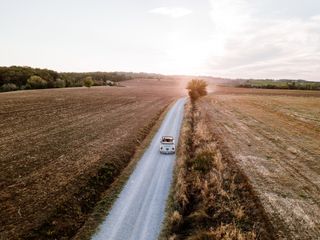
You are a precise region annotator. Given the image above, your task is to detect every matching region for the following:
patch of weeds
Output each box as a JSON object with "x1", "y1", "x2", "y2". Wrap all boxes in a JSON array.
[
  {"x1": 298, "y1": 192, "x2": 308, "y2": 199},
  {"x1": 193, "y1": 150, "x2": 213, "y2": 174}
]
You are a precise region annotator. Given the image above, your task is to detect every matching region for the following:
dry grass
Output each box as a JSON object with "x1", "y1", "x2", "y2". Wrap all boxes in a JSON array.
[
  {"x1": 0, "y1": 80, "x2": 183, "y2": 239},
  {"x1": 198, "y1": 86, "x2": 320, "y2": 239},
  {"x1": 161, "y1": 101, "x2": 273, "y2": 240}
]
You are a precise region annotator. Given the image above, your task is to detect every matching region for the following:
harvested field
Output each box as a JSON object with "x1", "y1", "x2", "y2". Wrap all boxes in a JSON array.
[
  {"x1": 0, "y1": 79, "x2": 184, "y2": 239},
  {"x1": 199, "y1": 87, "x2": 320, "y2": 239}
]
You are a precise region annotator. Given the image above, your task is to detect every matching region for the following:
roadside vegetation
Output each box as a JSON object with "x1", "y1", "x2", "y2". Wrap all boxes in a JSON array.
[
  {"x1": 161, "y1": 80, "x2": 273, "y2": 239},
  {"x1": 237, "y1": 79, "x2": 320, "y2": 90},
  {"x1": 186, "y1": 79, "x2": 208, "y2": 102}
]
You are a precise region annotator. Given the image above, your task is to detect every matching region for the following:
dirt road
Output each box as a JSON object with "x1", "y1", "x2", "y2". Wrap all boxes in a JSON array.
[{"x1": 92, "y1": 98, "x2": 185, "y2": 240}]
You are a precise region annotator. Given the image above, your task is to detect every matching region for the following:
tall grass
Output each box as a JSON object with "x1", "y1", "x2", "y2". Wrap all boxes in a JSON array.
[{"x1": 162, "y1": 101, "x2": 273, "y2": 240}]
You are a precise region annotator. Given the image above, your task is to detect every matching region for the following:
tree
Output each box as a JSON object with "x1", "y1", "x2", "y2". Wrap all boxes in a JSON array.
[
  {"x1": 186, "y1": 79, "x2": 208, "y2": 102},
  {"x1": 26, "y1": 75, "x2": 47, "y2": 89},
  {"x1": 1, "y1": 83, "x2": 18, "y2": 92},
  {"x1": 55, "y1": 78, "x2": 65, "y2": 88},
  {"x1": 83, "y1": 77, "x2": 94, "y2": 88}
]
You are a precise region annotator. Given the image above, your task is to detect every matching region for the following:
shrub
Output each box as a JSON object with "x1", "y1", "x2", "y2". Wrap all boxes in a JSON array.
[
  {"x1": 170, "y1": 211, "x2": 182, "y2": 231},
  {"x1": 26, "y1": 76, "x2": 47, "y2": 89},
  {"x1": 1, "y1": 83, "x2": 18, "y2": 92},
  {"x1": 54, "y1": 78, "x2": 66, "y2": 88},
  {"x1": 193, "y1": 150, "x2": 213, "y2": 173},
  {"x1": 186, "y1": 79, "x2": 208, "y2": 102},
  {"x1": 83, "y1": 77, "x2": 94, "y2": 88}
]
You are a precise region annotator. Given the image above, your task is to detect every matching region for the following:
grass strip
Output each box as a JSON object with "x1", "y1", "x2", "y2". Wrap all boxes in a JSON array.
[{"x1": 160, "y1": 100, "x2": 275, "y2": 240}]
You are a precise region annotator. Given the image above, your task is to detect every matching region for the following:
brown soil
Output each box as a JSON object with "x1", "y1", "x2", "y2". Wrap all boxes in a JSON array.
[
  {"x1": 0, "y1": 79, "x2": 185, "y2": 239},
  {"x1": 199, "y1": 86, "x2": 320, "y2": 239}
]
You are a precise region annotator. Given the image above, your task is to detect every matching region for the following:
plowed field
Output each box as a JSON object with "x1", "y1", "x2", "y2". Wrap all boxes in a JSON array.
[{"x1": 0, "y1": 79, "x2": 184, "y2": 239}]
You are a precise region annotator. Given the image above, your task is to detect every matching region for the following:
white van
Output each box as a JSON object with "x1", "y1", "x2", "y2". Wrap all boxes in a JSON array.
[{"x1": 160, "y1": 136, "x2": 175, "y2": 154}]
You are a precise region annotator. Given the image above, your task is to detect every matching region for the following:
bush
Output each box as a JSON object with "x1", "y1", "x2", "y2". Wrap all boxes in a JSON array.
[
  {"x1": 54, "y1": 78, "x2": 65, "y2": 88},
  {"x1": 1, "y1": 83, "x2": 18, "y2": 92},
  {"x1": 193, "y1": 150, "x2": 213, "y2": 173},
  {"x1": 26, "y1": 76, "x2": 47, "y2": 89},
  {"x1": 83, "y1": 77, "x2": 94, "y2": 88},
  {"x1": 186, "y1": 79, "x2": 208, "y2": 102}
]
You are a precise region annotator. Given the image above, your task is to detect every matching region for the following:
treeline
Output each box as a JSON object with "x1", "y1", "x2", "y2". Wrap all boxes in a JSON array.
[
  {"x1": 237, "y1": 79, "x2": 320, "y2": 90},
  {"x1": 0, "y1": 66, "x2": 132, "y2": 92},
  {"x1": 116, "y1": 71, "x2": 164, "y2": 79}
]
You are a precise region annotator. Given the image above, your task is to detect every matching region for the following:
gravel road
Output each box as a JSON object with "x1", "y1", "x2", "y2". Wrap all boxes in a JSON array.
[{"x1": 92, "y1": 98, "x2": 186, "y2": 240}]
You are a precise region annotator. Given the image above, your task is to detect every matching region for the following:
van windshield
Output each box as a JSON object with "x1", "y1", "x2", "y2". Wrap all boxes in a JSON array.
[{"x1": 161, "y1": 137, "x2": 174, "y2": 143}]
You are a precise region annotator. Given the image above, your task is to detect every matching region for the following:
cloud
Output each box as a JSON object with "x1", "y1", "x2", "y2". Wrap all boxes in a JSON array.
[
  {"x1": 149, "y1": 7, "x2": 192, "y2": 18},
  {"x1": 206, "y1": 0, "x2": 320, "y2": 80}
]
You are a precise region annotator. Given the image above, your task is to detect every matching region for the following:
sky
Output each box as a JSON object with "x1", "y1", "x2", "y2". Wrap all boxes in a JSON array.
[{"x1": 0, "y1": 0, "x2": 320, "y2": 80}]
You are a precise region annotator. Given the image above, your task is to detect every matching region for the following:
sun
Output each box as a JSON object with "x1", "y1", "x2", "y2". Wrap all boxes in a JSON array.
[{"x1": 164, "y1": 32, "x2": 225, "y2": 75}]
